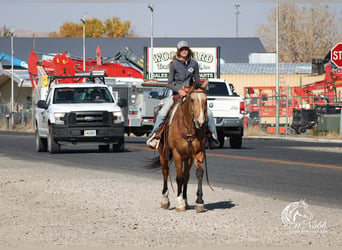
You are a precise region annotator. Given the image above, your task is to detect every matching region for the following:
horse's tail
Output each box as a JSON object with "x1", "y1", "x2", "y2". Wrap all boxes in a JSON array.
[
  {"x1": 144, "y1": 156, "x2": 161, "y2": 169},
  {"x1": 144, "y1": 151, "x2": 173, "y2": 170}
]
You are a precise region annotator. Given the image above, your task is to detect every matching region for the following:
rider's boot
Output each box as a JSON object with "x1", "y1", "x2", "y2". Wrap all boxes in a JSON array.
[
  {"x1": 146, "y1": 133, "x2": 160, "y2": 150},
  {"x1": 208, "y1": 133, "x2": 220, "y2": 149}
]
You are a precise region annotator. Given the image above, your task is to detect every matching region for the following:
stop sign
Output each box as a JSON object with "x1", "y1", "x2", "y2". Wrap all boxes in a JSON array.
[{"x1": 331, "y1": 43, "x2": 342, "y2": 68}]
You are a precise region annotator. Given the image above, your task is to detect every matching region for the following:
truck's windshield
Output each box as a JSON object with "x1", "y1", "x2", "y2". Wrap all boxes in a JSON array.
[{"x1": 53, "y1": 87, "x2": 114, "y2": 104}]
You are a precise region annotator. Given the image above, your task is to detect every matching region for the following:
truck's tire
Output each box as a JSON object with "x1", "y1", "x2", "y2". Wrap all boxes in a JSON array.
[
  {"x1": 132, "y1": 130, "x2": 146, "y2": 137},
  {"x1": 99, "y1": 144, "x2": 110, "y2": 152},
  {"x1": 47, "y1": 125, "x2": 60, "y2": 154},
  {"x1": 217, "y1": 131, "x2": 225, "y2": 149},
  {"x1": 35, "y1": 127, "x2": 47, "y2": 152},
  {"x1": 230, "y1": 133, "x2": 242, "y2": 149},
  {"x1": 113, "y1": 137, "x2": 124, "y2": 152}
]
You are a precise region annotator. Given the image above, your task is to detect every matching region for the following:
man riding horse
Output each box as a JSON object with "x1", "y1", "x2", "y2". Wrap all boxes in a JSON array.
[{"x1": 146, "y1": 40, "x2": 219, "y2": 150}]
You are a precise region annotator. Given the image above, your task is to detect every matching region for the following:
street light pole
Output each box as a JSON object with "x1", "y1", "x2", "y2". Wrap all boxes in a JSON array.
[
  {"x1": 81, "y1": 13, "x2": 87, "y2": 71},
  {"x1": 10, "y1": 28, "x2": 15, "y2": 129},
  {"x1": 275, "y1": 3, "x2": 280, "y2": 135},
  {"x1": 148, "y1": 2, "x2": 154, "y2": 79},
  {"x1": 234, "y1": 2, "x2": 240, "y2": 38}
]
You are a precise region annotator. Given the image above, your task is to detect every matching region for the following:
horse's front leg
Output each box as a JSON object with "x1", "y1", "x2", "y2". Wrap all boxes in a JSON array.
[
  {"x1": 174, "y1": 152, "x2": 186, "y2": 212},
  {"x1": 194, "y1": 151, "x2": 205, "y2": 212},
  {"x1": 182, "y1": 159, "x2": 192, "y2": 209},
  {"x1": 160, "y1": 153, "x2": 170, "y2": 209}
]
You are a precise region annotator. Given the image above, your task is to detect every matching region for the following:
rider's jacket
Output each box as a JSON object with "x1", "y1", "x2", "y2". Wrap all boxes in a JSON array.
[{"x1": 167, "y1": 57, "x2": 200, "y2": 95}]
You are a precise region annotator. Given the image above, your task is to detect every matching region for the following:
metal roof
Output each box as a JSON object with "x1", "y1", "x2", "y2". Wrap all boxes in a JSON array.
[
  {"x1": 220, "y1": 63, "x2": 312, "y2": 74},
  {"x1": 0, "y1": 66, "x2": 32, "y2": 88},
  {"x1": 0, "y1": 37, "x2": 266, "y2": 64}
]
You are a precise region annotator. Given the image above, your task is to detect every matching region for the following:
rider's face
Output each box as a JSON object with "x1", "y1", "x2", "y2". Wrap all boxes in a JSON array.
[{"x1": 179, "y1": 47, "x2": 189, "y2": 58}]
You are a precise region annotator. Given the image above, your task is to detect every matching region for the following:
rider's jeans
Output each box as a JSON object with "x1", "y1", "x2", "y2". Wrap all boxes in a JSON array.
[{"x1": 150, "y1": 96, "x2": 218, "y2": 138}]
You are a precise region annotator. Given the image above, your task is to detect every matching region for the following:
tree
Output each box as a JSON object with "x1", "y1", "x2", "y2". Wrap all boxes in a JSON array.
[
  {"x1": 104, "y1": 17, "x2": 133, "y2": 38},
  {"x1": 49, "y1": 17, "x2": 134, "y2": 38},
  {"x1": 0, "y1": 25, "x2": 12, "y2": 37},
  {"x1": 256, "y1": 3, "x2": 342, "y2": 63}
]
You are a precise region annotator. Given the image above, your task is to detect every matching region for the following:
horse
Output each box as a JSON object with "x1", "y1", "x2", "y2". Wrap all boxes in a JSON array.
[{"x1": 149, "y1": 80, "x2": 209, "y2": 212}]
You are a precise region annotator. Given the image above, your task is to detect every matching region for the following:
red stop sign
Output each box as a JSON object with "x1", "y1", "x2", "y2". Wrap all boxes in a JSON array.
[{"x1": 331, "y1": 43, "x2": 342, "y2": 68}]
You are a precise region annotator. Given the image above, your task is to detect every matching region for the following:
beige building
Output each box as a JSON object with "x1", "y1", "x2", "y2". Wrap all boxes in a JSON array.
[{"x1": 219, "y1": 63, "x2": 324, "y2": 97}]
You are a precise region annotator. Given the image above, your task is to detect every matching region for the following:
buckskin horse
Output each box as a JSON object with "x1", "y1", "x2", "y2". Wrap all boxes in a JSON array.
[{"x1": 149, "y1": 79, "x2": 209, "y2": 212}]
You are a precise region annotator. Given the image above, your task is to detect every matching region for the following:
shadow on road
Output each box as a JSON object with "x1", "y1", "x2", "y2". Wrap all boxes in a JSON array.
[{"x1": 204, "y1": 200, "x2": 235, "y2": 210}]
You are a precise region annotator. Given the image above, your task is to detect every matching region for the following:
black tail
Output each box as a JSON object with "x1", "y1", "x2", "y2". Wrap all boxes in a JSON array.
[
  {"x1": 143, "y1": 151, "x2": 173, "y2": 170},
  {"x1": 144, "y1": 156, "x2": 161, "y2": 169}
]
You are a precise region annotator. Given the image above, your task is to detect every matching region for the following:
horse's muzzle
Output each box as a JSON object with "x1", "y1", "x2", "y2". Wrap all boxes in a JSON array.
[{"x1": 195, "y1": 120, "x2": 207, "y2": 129}]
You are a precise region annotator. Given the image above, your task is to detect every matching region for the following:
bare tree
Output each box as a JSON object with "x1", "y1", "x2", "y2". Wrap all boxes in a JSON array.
[{"x1": 256, "y1": 3, "x2": 342, "y2": 63}]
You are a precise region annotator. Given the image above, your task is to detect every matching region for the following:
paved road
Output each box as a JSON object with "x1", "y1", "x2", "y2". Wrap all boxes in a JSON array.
[{"x1": 0, "y1": 131, "x2": 341, "y2": 208}]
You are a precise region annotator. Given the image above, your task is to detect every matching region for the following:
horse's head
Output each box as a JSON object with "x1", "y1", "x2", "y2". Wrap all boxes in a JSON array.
[{"x1": 188, "y1": 87, "x2": 208, "y2": 129}]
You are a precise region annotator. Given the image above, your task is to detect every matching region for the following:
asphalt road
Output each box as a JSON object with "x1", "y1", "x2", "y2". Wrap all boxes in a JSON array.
[{"x1": 0, "y1": 131, "x2": 341, "y2": 208}]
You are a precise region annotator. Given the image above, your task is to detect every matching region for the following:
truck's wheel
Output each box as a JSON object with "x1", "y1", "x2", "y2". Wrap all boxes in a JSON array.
[
  {"x1": 47, "y1": 126, "x2": 60, "y2": 154},
  {"x1": 132, "y1": 130, "x2": 146, "y2": 137},
  {"x1": 217, "y1": 131, "x2": 225, "y2": 149},
  {"x1": 35, "y1": 127, "x2": 47, "y2": 152},
  {"x1": 113, "y1": 137, "x2": 124, "y2": 152},
  {"x1": 230, "y1": 133, "x2": 242, "y2": 149},
  {"x1": 99, "y1": 144, "x2": 110, "y2": 152}
]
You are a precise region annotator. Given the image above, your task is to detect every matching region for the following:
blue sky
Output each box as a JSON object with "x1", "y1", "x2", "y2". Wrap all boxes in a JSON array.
[{"x1": 0, "y1": 0, "x2": 341, "y2": 38}]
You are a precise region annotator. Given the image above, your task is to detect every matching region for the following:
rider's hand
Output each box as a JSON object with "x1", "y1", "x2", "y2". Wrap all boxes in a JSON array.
[{"x1": 178, "y1": 89, "x2": 187, "y2": 97}]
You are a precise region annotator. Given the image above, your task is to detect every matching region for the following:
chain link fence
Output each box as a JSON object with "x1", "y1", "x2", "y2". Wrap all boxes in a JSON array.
[
  {"x1": 0, "y1": 101, "x2": 34, "y2": 130},
  {"x1": 244, "y1": 91, "x2": 342, "y2": 135}
]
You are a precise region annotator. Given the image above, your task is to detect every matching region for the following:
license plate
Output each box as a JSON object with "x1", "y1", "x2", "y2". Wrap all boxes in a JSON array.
[{"x1": 84, "y1": 130, "x2": 96, "y2": 136}]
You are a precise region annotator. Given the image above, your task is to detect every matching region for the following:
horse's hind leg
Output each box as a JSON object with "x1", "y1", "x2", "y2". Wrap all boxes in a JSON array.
[{"x1": 160, "y1": 155, "x2": 170, "y2": 209}]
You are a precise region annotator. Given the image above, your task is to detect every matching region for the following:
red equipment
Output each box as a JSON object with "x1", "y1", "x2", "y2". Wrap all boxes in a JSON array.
[
  {"x1": 28, "y1": 47, "x2": 143, "y2": 90},
  {"x1": 244, "y1": 61, "x2": 342, "y2": 134}
]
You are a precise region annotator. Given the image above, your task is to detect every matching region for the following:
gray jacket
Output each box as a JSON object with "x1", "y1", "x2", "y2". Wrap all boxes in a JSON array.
[{"x1": 167, "y1": 57, "x2": 200, "y2": 94}]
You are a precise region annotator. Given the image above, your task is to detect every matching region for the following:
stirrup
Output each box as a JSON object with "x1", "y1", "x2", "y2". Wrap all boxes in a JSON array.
[
  {"x1": 208, "y1": 135, "x2": 219, "y2": 149},
  {"x1": 146, "y1": 133, "x2": 160, "y2": 149}
]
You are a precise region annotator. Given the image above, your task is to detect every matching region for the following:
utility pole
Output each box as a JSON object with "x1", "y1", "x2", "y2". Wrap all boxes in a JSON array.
[
  {"x1": 148, "y1": 2, "x2": 154, "y2": 79},
  {"x1": 81, "y1": 13, "x2": 87, "y2": 71},
  {"x1": 234, "y1": 2, "x2": 240, "y2": 37},
  {"x1": 10, "y1": 28, "x2": 15, "y2": 129},
  {"x1": 275, "y1": 2, "x2": 280, "y2": 135}
]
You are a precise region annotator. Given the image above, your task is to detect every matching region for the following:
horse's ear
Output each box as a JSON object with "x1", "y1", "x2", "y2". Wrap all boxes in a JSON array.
[{"x1": 200, "y1": 79, "x2": 209, "y2": 90}]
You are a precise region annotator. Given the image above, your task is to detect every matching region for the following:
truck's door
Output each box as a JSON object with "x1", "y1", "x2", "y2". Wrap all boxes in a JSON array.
[{"x1": 38, "y1": 90, "x2": 52, "y2": 137}]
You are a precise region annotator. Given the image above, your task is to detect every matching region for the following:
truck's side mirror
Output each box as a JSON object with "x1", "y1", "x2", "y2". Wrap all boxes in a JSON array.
[
  {"x1": 37, "y1": 100, "x2": 48, "y2": 109},
  {"x1": 117, "y1": 99, "x2": 128, "y2": 108}
]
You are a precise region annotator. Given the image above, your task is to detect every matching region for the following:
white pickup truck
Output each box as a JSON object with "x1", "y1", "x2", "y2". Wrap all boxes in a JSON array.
[
  {"x1": 35, "y1": 83, "x2": 125, "y2": 154},
  {"x1": 206, "y1": 78, "x2": 244, "y2": 149},
  {"x1": 157, "y1": 78, "x2": 244, "y2": 149}
]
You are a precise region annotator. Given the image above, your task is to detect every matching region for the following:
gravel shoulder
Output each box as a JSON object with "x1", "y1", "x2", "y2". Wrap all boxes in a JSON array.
[{"x1": 0, "y1": 155, "x2": 341, "y2": 248}]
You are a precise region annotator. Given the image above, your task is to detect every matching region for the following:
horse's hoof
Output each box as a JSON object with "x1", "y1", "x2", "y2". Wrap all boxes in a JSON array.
[
  {"x1": 161, "y1": 202, "x2": 170, "y2": 209},
  {"x1": 176, "y1": 196, "x2": 186, "y2": 211},
  {"x1": 195, "y1": 203, "x2": 205, "y2": 213},
  {"x1": 176, "y1": 206, "x2": 186, "y2": 212}
]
